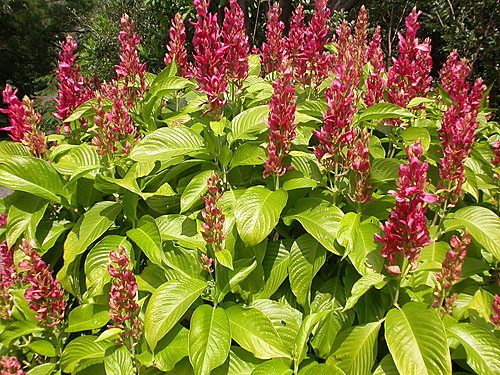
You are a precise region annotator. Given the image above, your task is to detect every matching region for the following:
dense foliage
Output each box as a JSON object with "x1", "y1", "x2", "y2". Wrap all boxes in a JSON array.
[{"x1": 0, "y1": 1, "x2": 499, "y2": 374}]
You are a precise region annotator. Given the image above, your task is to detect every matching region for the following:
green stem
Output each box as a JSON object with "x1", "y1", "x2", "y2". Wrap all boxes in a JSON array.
[{"x1": 275, "y1": 174, "x2": 280, "y2": 190}]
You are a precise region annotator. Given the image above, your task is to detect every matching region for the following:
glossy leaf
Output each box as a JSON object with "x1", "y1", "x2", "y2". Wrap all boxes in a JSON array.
[
  {"x1": 127, "y1": 215, "x2": 163, "y2": 266},
  {"x1": 180, "y1": 170, "x2": 214, "y2": 213},
  {"x1": 229, "y1": 105, "x2": 269, "y2": 143},
  {"x1": 60, "y1": 335, "x2": 111, "y2": 373}
]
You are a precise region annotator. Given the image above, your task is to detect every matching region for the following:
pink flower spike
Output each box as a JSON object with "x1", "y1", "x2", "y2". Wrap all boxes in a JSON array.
[
  {"x1": 0, "y1": 241, "x2": 18, "y2": 320},
  {"x1": 0, "y1": 356, "x2": 26, "y2": 375},
  {"x1": 201, "y1": 173, "x2": 226, "y2": 252},
  {"x1": 261, "y1": 2, "x2": 285, "y2": 74},
  {"x1": 164, "y1": 13, "x2": 193, "y2": 78},
  {"x1": 491, "y1": 295, "x2": 500, "y2": 327}
]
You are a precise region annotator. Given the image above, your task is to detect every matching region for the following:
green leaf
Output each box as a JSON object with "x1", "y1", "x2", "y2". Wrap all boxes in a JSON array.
[
  {"x1": 0, "y1": 141, "x2": 31, "y2": 156},
  {"x1": 371, "y1": 159, "x2": 401, "y2": 181},
  {"x1": 156, "y1": 214, "x2": 206, "y2": 249},
  {"x1": 234, "y1": 186, "x2": 288, "y2": 247},
  {"x1": 348, "y1": 223, "x2": 384, "y2": 276},
  {"x1": 189, "y1": 305, "x2": 231, "y2": 375},
  {"x1": 0, "y1": 156, "x2": 65, "y2": 202},
  {"x1": 226, "y1": 304, "x2": 290, "y2": 359},
  {"x1": 28, "y1": 339, "x2": 56, "y2": 357},
  {"x1": 27, "y1": 363, "x2": 57, "y2": 375},
  {"x1": 372, "y1": 354, "x2": 400, "y2": 375},
  {"x1": 251, "y1": 359, "x2": 292, "y2": 375},
  {"x1": 229, "y1": 105, "x2": 269, "y2": 143},
  {"x1": 216, "y1": 258, "x2": 257, "y2": 301},
  {"x1": 401, "y1": 128, "x2": 431, "y2": 152},
  {"x1": 104, "y1": 346, "x2": 134, "y2": 375},
  {"x1": 65, "y1": 97, "x2": 112, "y2": 122},
  {"x1": 153, "y1": 324, "x2": 189, "y2": 372},
  {"x1": 127, "y1": 215, "x2": 163, "y2": 267},
  {"x1": 65, "y1": 304, "x2": 109, "y2": 333},
  {"x1": 283, "y1": 198, "x2": 344, "y2": 254},
  {"x1": 95, "y1": 328, "x2": 123, "y2": 343},
  {"x1": 6, "y1": 193, "x2": 47, "y2": 248},
  {"x1": 336, "y1": 212, "x2": 360, "y2": 253},
  {"x1": 130, "y1": 126, "x2": 205, "y2": 162},
  {"x1": 229, "y1": 142, "x2": 266, "y2": 170},
  {"x1": 447, "y1": 323, "x2": 500, "y2": 375},
  {"x1": 180, "y1": 170, "x2": 214, "y2": 213},
  {"x1": 212, "y1": 347, "x2": 263, "y2": 375},
  {"x1": 385, "y1": 302, "x2": 452, "y2": 375},
  {"x1": 443, "y1": 206, "x2": 500, "y2": 260},
  {"x1": 299, "y1": 363, "x2": 345, "y2": 375},
  {"x1": 293, "y1": 310, "x2": 331, "y2": 367},
  {"x1": 60, "y1": 335, "x2": 111, "y2": 373},
  {"x1": 54, "y1": 144, "x2": 101, "y2": 178},
  {"x1": 0, "y1": 320, "x2": 44, "y2": 346},
  {"x1": 289, "y1": 234, "x2": 326, "y2": 308},
  {"x1": 355, "y1": 103, "x2": 416, "y2": 123},
  {"x1": 327, "y1": 321, "x2": 382, "y2": 375},
  {"x1": 144, "y1": 277, "x2": 207, "y2": 350},
  {"x1": 343, "y1": 274, "x2": 386, "y2": 311},
  {"x1": 255, "y1": 240, "x2": 291, "y2": 299},
  {"x1": 216, "y1": 249, "x2": 234, "y2": 270}
]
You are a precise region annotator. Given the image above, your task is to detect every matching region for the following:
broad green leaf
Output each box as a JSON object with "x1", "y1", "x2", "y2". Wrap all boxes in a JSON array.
[
  {"x1": 216, "y1": 258, "x2": 257, "y2": 301},
  {"x1": 401, "y1": 128, "x2": 431, "y2": 152},
  {"x1": 212, "y1": 347, "x2": 263, "y2": 375},
  {"x1": 226, "y1": 304, "x2": 290, "y2": 359},
  {"x1": 289, "y1": 234, "x2": 327, "y2": 307},
  {"x1": 36, "y1": 220, "x2": 73, "y2": 252},
  {"x1": 348, "y1": 223, "x2": 384, "y2": 276},
  {"x1": 130, "y1": 126, "x2": 205, "y2": 162},
  {"x1": 0, "y1": 141, "x2": 31, "y2": 156},
  {"x1": 229, "y1": 142, "x2": 266, "y2": 170},
  {"x1": 65, "y1": 304, "x2": 110, "y2": 333},
  {"x1": 145, "y1": 277, "x2": 207, "y2": 350},
  {"x1": 372, "y1": 354, "x2": 400, "y2": 375},
  {"x1": 64, "y1": 97, "x2": 112, "y2": 122},
  {"x1": 60, "y1": 335, "x2": 111, "y2": 373},
  {"x1": 336, "y1": 212, "x2": 360, "y2": 252},
  {"x1": 251, "y1": 359, "x2": 292, "y2": 375},
  {"x1": 6, "y1": 194, "x2": 47, "y2": 248},
  {"x1": 385, "y1": 302, "x2": 452, "y2": 375},
  {"x1": 156, "y1": 214, "x2": 206, "y2": 249},
  {"x1": 327, "y1": 321, "x2": 382, "y2": 375},
  {"x1": 189, "y1": 305, "x2": 231, "y2": 375},
  {"x1": 371, "y1": 159, "x2": 400, "y2": 181},
  {"x1": 27, "y1": 363, "x2": 57, "y2": 375},
  {"x1": 127, "y1": 215, "x2": 163, "y2": 266},
  {"x1": 300, "y1": 363, "x2": 346, "y2": 375},
  {"x1": 95, "y1": 328, "x2": 123, "y2": 343},
  {"x1": 293, "y1": 310, "x2": 331, "y2": 367},
  {"x1": 343, "y1": 274, "x2": 386, "y2": 311},
  {"x1": 229, "y1": 105, "x2": 269, "y2": 143},
  {"x1": 443, "y1": 206, "x2": 500, "y2": 260},
  {"x1": 468, "y1": 289, "x2": 496, "y2": 328},
  {"x1": 180, "y1": 170, "x2": 214, "y2": 213},
  {"x1": 216, "y1": 249, "x2": 234, "y2": 270},
  {"x1": 0, "y1": 156, "x2": 65, "y2": 202},
  {"x1": 234, "y1": 186, "x2": 288, "y2": 247},
  {"x1": 447, "y1": 323, "x2": 500, "y2": 375},
  {"x1": 355, "y1": 103, "x2": 416, "y2": 123},
  {"x1": 104, "y1": 345, "x2": 134, "y2": 375},
  {"x1": 154, "y1": 324, "x2": 189, "y2": 372},
  {"x1": 54, "y1": 144, "x2": 101, "y2": 178},
  {"x1": 0, "y1": 320, "x2": 44, "y2": 346},
  {"x1": 28, "y1": 339, "x2": 56, "y2": 357},
  {"x1": 58, "y1": 201, "x2": 121, "y2": 295},
  {"x1": 255, "y1": 240, "x2": 291, "y2": 299},
  {"x1": 283, "y1": 198, "x2": 343, "y2": 254}
]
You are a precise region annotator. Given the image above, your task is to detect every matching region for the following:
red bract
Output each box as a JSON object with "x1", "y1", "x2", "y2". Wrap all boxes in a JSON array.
[
  {"x1": 192, "y1": 0, "x2": 228, "y2": 118},
  {"x1": 91, "y1": 83, "x2": 136, "y2": 156},
  {"x1": 18, "y1": 239, "x2": 66, "y2": 327},
  {"x1": 0, "y1": 356, "x2": 25, "y2": 375},
  {"x1": 374, "y1": 142, "x2": 437, "y2": 274},
  {"x1": 438, "y1": 51, "x2": 485, "y2": 206},
  {"x1": 0, "y1": 214, "x2": 7, "y2": 227},
  {"x1": 0, "y1": 241, "x2": 17, "y2": 320},
  {"x1": 491, "y1": 295, "x2": 500, "y2": 327},
  {"x1": 108, "y1": 246, "x2": 142, "y2": 345},
  {"x1": 386, "y1": 8, "x2": 432, "y2": 125},
  {"x1": 286, "y1": 5, "x2": 305, "y2": 65},
  {"x1": 116, "y1": 14, "x2": 147, "y2": 106},
  {"x1": 164, "y1": 13, "x2": 193, "y2": 78},
  {"x1": 263, "y1": 64, "x2": 297, "y2": 178},
  {"x1": 261, "y1": 2, "x2": 285, "y2": 74},
  {"x1": 201, "y1": 173, "x2": 226, "y2": 252},
  {"x1": 433, "y1": 233, "x2": 470, "y2": 314},
  {"x1": 223, "y1": 0, "x2": 249, "y2": 92},
  {"x1": 348, "y1": 130, "x2": 373, "y2": 204},
  {"x1": 492, "y1": 141, "x2": 500, "y2": 168},
  {"x1": 54, "y1": 35, "x2": 94, "y2": 127},
  {"x1": 364, "y1": 26, "x2": 386, "y2": 107}
]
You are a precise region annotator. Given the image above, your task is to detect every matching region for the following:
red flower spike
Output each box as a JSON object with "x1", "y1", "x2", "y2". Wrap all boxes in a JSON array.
[
  {"x1": 54, "y1": 35, "x2": 94, "y2": 128},
  {"x1": 437, "y1": 51, "x2": 486, "y2": 207},
  {"x1": 386, "y1": 8, "x2": 432, "y2": 126},
  {"x1": 433, "y1": 233, "x2": 471, "y2": 314},
  {"x1": 164, "y1": 13, "x2": 193, "y2": 78},
  {"x1": 374, "y1": 142, "x2": 437, "y2": 273},
  {"x1": 261, "y1": 2, "x2": 285, "y2": 74},
  {"x1": 263, "y1": 63, "x2": 297, "y2": 178},
  {"x1": 0, "y1": 241, "x2": 18, "y2": 320},
  {"x1": 365, "y1": 26, "x2": 387, "y2": 107},
  {"x1": 491, "y1": 295, "x2": 500, "y2": 327},
  {"x1": 0, "y1": 356, "x2": 26, "y2": 375},
  {"x1": 201, "y1": 173, "x2": 226, "y2": 253},
  {"x1": 286, "y1": 4, "x2": 306, "y2": 73},
  {"x1": 1, "y1": 85, "x2": 47, "y2": 158},
  {"x1": 18, "y1": 240, "x2": 66, "y2": 327},
  {"x1": 115, "y1": 14, "x2": 147, "y2": 106},
  {"x1": 348, "y1": 129, "x2": 373, "y2": 204},
  {"x1": 108, "y1": 246, "x2": 142, "y2": 345},
  {"x1": 192, "y1": 0, "x2": 229, "y2": 118},
  {"x1": 223, "y1": 0, "x2": 249, "y2": 92}
]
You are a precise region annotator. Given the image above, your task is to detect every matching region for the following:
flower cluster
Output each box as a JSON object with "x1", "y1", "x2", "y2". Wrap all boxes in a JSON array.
[
  {"x1": 374, "y1": 142, "x2": 437, "y2": 274},
  {"x1": 116, "y1": 14, "x2": 147, "y2": 105},
  {"x1": 286, "y1": 5, "x2": 306, "y2": 74},
  {"x1": 364, "y1": 27, "x2": 386, "y2": 107},
  {"x1": 263, "y1": 64, "x2": 297, "y2": 179},
  {"x1": 433, "y1": 233, "x2": 471, "y2": 314},
  {"x1": 200, "y1": 253, "x2": 214, "y2": 273},
  {"x1": 386, "y1": 8, "x2": 432, "y2": 125},
  {"x1": 348, "y1": 130, "x2": 373, "y2": 204},
  {"x1": 108, "y1": 246, "x2": 142, "y2": 345},
  {"x1": 18, "y1": 240, "x2": 66, "y2": 327},
  {"x1": 54, "y1": 35, "x2": 94, "y2": 130},
  {"x1": 261, "y1": 2, "x2": 285, "y2": 74},
  {"x1": 438, "y1": 51, "x2": 486, "y2": 206},
  {"x1": 0, "y1": 356, "x2": 25, "y2": 375},
  {"x1": 491, "y1": 295, "x2": 500, "y2": 327},
  {"x1": 201, "y1": 173, "x2": 226, "y2": 252},
  {"x1": 192, "y1": 0, "x2": 228, "y2": 117},
  {"x1": 164, "y1": 13, "x2": 193, "y2": 78},
  {"x1": 1, "y1": 85, "x2": 47, "y2": 158},
  {"x1": 0, "y1": 242, "x2": 17, "y2": 320},
  {"x1": 223, "y1": 0, "x2": 249, "y2": 92},
  {"x1": 0, "y1": 214, "x2": 7, "y2": 227}
]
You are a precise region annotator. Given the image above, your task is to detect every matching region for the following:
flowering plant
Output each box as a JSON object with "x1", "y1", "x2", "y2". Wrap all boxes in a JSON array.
[{"x1": 0, "y1": 3, "x2": 498, "y2": 374}]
